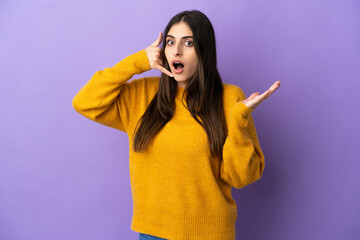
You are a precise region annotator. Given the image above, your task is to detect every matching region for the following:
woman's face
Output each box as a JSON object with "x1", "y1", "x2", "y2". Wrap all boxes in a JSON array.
[{"x1": 165, "y1": 22, "x2": 199, "y2": 88}]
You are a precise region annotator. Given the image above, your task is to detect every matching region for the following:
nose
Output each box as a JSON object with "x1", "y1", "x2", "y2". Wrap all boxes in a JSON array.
[{"x1": 173, "y1": 43, "x2": 182, "y2": 57}]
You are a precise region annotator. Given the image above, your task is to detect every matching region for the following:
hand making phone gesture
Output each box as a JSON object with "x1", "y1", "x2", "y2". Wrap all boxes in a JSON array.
[
  {"x1": 243, "y1": 81, "x2": 281, "y2": 110},
  {"x1": 145, "y1": 32, "x2": 174, "y2": 78}
]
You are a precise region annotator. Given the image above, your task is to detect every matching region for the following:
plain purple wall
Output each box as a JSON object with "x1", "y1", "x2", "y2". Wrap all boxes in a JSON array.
[{"x1": 1, "y1": 0, "x2": 359, "y2": 239}]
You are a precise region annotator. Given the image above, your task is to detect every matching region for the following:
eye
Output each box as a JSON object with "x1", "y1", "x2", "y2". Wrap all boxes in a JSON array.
[
  {"x1": 166, "y1": 39, "x2": 174, "y2": 45},
  {"x1": 185, "y1": 41, "x2": 193, "y2": 46}
]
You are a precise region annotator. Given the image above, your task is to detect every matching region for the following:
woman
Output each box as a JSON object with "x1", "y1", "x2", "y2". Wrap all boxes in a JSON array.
[{"x1": 72, "y1": 9, "x2": 280, "y2": 240}]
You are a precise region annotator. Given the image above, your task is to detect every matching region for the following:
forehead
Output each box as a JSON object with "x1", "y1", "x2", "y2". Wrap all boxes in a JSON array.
[{"x1": 167, "y1": 22, "x2": 193, "y2": 37}]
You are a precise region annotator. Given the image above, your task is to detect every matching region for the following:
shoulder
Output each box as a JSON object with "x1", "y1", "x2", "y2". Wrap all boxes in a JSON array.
[{"x1": 222, "y1": 83, "x2": 246, "y2": 101}]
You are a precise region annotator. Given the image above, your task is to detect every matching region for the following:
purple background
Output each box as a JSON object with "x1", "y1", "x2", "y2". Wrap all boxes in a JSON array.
[{"x1": 1, "y1": 0, "x2": 359, "y2": 239}]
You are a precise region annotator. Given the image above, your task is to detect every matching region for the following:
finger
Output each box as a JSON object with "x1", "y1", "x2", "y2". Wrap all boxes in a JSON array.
[
  {"x1": 151, "y1": 32, "x2": 162, "y2": 47},
  {"x1": 260, "y1": 81, "x2": 281, "y2": 98},
  {"x1": 257, "y1": 89, "x2": 272, "y2": 101},
  {"x1": 269, "y1": 81, "x2": 281, "y2": 91},
  {"x1": 156, "y1": 65, "x2": 174, "y2": 77},
  {"x1": 248, "y1": 92, "x2": 260, "y2": 100}
]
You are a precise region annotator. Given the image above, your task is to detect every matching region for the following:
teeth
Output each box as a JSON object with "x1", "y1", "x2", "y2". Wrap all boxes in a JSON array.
[{"x1": 173, "y1": 61, "x2": 184, "y2": 70}]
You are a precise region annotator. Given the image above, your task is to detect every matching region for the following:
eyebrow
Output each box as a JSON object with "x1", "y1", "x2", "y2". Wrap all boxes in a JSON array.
[{"x1": 166, "y1": 35, "x2": 193, "y2": 39}]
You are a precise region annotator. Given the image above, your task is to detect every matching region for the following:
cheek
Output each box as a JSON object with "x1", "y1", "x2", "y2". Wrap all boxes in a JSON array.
[
  {"x1": 190, "y1": 58, "x2": 199, "y2": 70},
  {"x1": 190, "y1": 53, "x2": 198, "y2": 66}
]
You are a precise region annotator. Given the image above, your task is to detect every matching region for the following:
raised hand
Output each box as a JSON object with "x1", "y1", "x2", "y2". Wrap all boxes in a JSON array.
[
  {"x1": 242, "y1": 81, "x2": 281, "y2": 110},
  {"x1": 145, "y1": 32, "x2": 174, "y2": 78}
]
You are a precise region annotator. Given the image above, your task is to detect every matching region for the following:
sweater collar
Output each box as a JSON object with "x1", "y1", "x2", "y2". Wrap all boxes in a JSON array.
[
  {"x1": 176, "y1": 85, "x2": 185, "y2": 96},
  {"x1": 176, "y1": 86, "x2": 188, "y2": 106}
]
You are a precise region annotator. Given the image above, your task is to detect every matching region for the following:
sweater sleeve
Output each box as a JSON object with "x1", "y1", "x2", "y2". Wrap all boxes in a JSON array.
[
  {"x1": 220, "y1": 88, "x2": 265, "y2": 189},
  {"x1": 72, "y1": 49, "x2": 151, "y2": 133}
]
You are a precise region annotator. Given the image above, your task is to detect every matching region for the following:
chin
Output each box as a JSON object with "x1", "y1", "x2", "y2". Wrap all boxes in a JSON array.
[
  {"x1": 174, "y1": 75, "x2": 187, "y2": 81},
  {"x1": 174, "y1": 78, "x2": 186, "y2": 83}
]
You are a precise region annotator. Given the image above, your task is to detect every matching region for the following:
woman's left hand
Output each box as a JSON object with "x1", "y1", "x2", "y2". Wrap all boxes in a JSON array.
[{"x1": 242, "y1": 81, "x2": 281, "y2": 110}]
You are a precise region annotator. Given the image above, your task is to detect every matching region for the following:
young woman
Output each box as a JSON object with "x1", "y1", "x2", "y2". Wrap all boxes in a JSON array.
[{"x1": 73, "y1": 9, "x2": 280, "y2": 240}]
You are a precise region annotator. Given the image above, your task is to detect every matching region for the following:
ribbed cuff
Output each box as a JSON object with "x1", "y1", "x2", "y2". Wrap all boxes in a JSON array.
[
  {"x1": 112, "y1": 49, "x2": 151, "y2": 75},
  {"x1": 233, "y1": 100, "x2": 254, "y2": 118}
]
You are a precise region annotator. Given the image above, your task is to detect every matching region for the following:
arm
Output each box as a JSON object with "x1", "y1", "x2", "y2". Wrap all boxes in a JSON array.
[
  {"x1": 220, "y1": 88, "x2": 265, "y2": 189},
  {"x1": 72, "y1": 49, "x2": 150, "y2": 133}
]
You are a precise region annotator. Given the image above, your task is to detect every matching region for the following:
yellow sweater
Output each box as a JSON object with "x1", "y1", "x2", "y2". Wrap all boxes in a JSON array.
[{"x1": 72, "y1": 49, "x2": 265, "y2": 240}]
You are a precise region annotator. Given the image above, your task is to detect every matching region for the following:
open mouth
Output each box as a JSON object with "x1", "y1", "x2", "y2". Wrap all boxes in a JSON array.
[{"x1": 173, "y1": 62, "x2": 185, "y2": 70}]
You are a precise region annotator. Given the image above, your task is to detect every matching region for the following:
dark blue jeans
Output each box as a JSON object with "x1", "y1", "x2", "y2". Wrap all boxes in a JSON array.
[{"x1": 138, "y1": 233, "x2": 168, "y2": 240}]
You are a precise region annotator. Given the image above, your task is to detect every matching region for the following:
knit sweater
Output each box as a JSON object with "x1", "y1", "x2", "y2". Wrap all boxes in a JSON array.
[{"x1": 72, "y1": 49, "x2": 265, "y2": 240}]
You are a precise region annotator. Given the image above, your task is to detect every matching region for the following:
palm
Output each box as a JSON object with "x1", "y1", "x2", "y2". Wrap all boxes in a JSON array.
[{"x1": 242, "y1": 81, "x2": 281, "y2": 110}]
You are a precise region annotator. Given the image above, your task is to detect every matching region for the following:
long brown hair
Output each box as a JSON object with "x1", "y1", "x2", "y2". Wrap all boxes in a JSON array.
[{"x1": 132, "y1": 9, "x2": 227, "y2": 160}]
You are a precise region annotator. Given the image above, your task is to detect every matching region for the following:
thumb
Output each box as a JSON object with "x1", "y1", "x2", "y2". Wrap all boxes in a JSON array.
[{"x1": 151, "y1": 32, "x2": 162, "y2": 47}]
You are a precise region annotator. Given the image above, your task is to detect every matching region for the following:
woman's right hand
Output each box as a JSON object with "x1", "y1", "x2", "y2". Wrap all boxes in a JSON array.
[{"x1": 145, "y1": 32, "x2": 174, "y2": 78}]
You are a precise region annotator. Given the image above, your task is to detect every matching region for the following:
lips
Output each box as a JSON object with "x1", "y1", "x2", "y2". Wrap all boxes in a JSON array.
[
  {"x1": 171, "y1": 60, "x2": 185, "y2": 70},
  {"x1": 172, "y1": 59, "x2": 185, "y2": 66}
]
